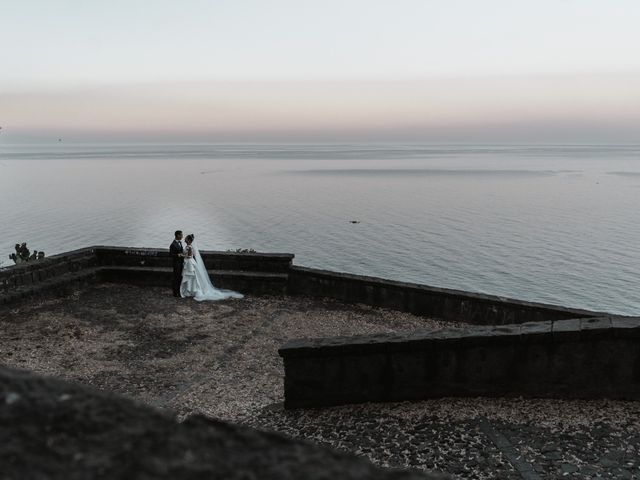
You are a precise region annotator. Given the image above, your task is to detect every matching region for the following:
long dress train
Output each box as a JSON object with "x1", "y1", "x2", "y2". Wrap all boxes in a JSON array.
[{"x1": 180, "y1": 242, "x2": 243, "y2": 301}]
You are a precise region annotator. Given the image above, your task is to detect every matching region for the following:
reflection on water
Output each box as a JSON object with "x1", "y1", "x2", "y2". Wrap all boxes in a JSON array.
[{"x1": 1, "y1": 144, "x2": 639, "y2": 315}]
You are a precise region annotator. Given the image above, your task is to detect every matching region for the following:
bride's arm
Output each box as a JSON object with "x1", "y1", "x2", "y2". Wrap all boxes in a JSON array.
[{"x1": 186, "y1": 246, "x2": 193, "y2": 258}]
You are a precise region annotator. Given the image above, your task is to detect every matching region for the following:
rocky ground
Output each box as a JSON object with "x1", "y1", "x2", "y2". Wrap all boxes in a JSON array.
[
  {"x1": 248, "y1": 398, "x2": 640, "y2": 479},
  {"x1": 1, "y1": 284, "x2": 639, "y2": 479}
]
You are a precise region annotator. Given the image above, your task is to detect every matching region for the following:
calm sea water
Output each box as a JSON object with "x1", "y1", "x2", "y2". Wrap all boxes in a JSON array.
[{"x1": 1, "y1": 144, "x2": 639, "y2": 315}]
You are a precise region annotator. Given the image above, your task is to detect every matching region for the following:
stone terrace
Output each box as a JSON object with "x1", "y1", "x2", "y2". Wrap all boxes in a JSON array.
[
  {"x1": 2, "y1": 284, "x2": 640, "y2": 479},
  {"x1": 0, "y1": 283, "x2": 454, "y2": 420}
]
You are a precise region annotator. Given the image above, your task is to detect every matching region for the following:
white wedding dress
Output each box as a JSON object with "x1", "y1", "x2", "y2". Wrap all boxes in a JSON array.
[{"x1": 180, "y1": 242, "x2": 243, "y2": 301}]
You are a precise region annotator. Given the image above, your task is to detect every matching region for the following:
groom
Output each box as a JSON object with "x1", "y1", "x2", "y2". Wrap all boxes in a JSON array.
[{"x1": 169, "y1": 230, "x2": 184, "y2": 297}]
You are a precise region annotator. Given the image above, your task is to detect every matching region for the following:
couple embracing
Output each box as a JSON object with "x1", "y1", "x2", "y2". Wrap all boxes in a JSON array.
[{"x1": 169, "y1": 230, "x2": 243, "y2": 301}]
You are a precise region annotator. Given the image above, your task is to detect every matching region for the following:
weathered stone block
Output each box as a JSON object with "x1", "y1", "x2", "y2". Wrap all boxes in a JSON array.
[
  {"x1": 580, "y1": 316, "x2": 612, "y2": 338},
  {"x1": 519, "y1": 321, "x2": 553, "y2": 343},
  {"x1": 611, "y1": 317, "x2": 640, "y2": 338},
  {"x1": 552, "y1": 318, "x2": 583, "y2": 342}
]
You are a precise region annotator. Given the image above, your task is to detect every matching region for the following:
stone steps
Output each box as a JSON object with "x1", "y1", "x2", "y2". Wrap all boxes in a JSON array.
[
  {"x1": 99, "y1": 266, "x2": 288, "y2": 295},
  {"x1": 1, "y1": 264, "x2": 288, "y2": 307},
  {"x1": 95, "y1": 246, "x2": 294, "y2": 273}
]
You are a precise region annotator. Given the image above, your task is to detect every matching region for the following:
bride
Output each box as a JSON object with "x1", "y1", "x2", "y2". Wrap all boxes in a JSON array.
[{"x1": 180, "y1": 234, "x2": 243, "y2": 301}]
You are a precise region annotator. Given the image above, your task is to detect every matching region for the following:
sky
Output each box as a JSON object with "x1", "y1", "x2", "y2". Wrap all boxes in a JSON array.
[{"x1": 1, "y1": 0, "x2": 639, "y2": 143}]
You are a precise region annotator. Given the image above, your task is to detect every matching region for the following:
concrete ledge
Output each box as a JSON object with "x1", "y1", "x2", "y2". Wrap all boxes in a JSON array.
[
  {"x1": 279, "y1": 316, "x2": 640, "y2": 408},
  {"x1": 288, "y1": 266, "x2": 603, "y2": 324},
  {"x1": 0, "y1": 366, "x2": 442, "y2": 480}
]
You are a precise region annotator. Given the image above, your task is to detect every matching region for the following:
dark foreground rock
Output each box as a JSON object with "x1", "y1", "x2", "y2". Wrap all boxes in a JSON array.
[{"x1": 0, "y1": 367, "x2": 447, "y2": 480}]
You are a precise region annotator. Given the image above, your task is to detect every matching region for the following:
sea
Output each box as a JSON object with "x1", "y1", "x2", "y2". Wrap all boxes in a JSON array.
[{"x1": 1, "y1": 143, "x2": 639, "y2": 315}]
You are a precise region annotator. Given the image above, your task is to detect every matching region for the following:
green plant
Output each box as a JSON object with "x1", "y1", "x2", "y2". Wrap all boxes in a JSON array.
[{"x1": 9, "y1": 242, "x2": 45, "y2": 264}]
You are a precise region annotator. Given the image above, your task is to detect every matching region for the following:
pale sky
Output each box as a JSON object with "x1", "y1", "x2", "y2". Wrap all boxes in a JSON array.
[{"x1": 1, "y1": 0, "x2": 639, "y2": 142}]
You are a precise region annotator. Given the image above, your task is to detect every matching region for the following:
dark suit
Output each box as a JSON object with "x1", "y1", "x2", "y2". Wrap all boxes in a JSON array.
[{"x1": 169, "y1": 239, "x2": 184, "y2": 296}]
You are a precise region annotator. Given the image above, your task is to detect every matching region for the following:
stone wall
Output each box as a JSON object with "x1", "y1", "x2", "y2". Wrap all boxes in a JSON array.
[
  {"x1": 0, "y1": 247, "x2": 100, "y2": 304},
  {"x1": 288, "y1": 266, "x2": 603, "y2": 325},
  {"x1": 0, "y1": 247, "x2": 294, "y2": 303},
  {"x1": 279, "y1": 316, "x2": 640, "y2": 408},
  {"x1": 96, "y1": 246, "x2": 294, "y2": 272},
  {"x1": 2, "y1": 246, "x2": 605, "y2": 324},
  {"x1": 96, "y1": 247, "x2": 294, "y2": 294},
  {"x1": 0, "y1": 247, "x2": 97, "y2": 289}
]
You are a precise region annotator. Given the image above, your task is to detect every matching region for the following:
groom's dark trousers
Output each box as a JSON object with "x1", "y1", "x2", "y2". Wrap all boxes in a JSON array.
[{"x1": 169, "y1": 239, "x2": 184, "y2": 296}]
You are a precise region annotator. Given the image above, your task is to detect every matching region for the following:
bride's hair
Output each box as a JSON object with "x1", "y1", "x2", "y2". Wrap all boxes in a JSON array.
[{"x1": 185, "y1": 234, "x2": 195, "y2": 243}]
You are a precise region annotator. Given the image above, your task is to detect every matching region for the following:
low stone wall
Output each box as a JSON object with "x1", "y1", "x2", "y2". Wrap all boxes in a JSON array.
[
  {"x1": 279, "y1": 316, "x2": 640, "y2": 408},
  {"x1": 3, "y1": 247, "x2": 604, "y2": 324},
  {"x1": 0, "y1": 366, "x2": 443, "y2": 480},
  {"x1": 288, "y1": 266, "x2": 603, "y2": 325},
  {"x1": 95, "y1": 247, "x2": 293, "y2": 294},
  {"x1": 0, "y1": 247, "x2": 97, "y2": 290},
  {"x1": 0, "y1": 247, "x2": 101, "y2": 304},
  {"x1": 0, "y1": 247, "x2": 294, "y2": 303},
  {"x1": 96, "y1": 246, "x2": 294, "y2": 272}
]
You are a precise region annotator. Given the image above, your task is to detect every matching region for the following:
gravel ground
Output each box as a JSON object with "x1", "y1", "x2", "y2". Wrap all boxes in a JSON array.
[
  {"x1": 247, "y1": 398, "x2": 640, "y2": 479},
  {"x1": 1, "y1": 283, "x2": 639, "y2": 479},
  {"x1": 0, "y1": 283, "x2": 455, "y2": 418}
]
